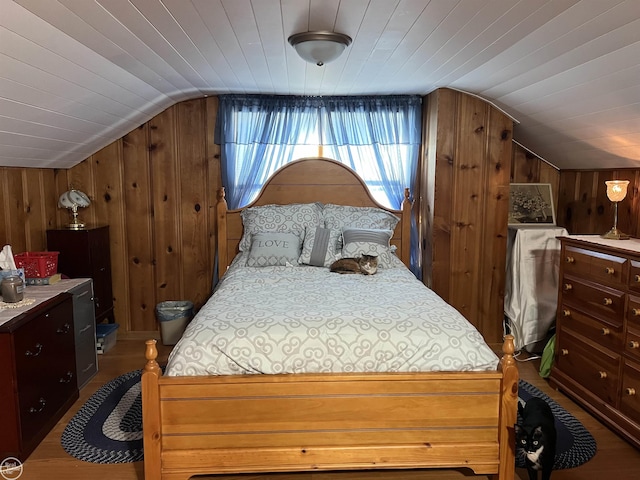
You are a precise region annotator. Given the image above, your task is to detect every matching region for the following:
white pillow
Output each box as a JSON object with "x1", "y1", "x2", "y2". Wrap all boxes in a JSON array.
[
  {"x1": 299, "y1": 226, "x2": 341, "y2": 267},
  {"x1": 240, "y1": 203, "x2": 323, "y2": 252},
  {"x1": 340, "y1": 228, "x2": 395, "y2": 268},
  {"x1": 246, "y1": 232, "x2": 302, "y2": 267}
]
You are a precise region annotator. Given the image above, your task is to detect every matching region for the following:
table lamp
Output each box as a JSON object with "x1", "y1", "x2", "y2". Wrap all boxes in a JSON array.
[
  {"x1": 58, "y1": 189, "x2": 91, "y2": 229},
  {"x1": 601, "y1": 180, "x2": 629, "y2": 240}
]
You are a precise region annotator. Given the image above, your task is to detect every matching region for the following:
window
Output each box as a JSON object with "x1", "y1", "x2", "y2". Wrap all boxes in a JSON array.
[{"x1": 216, "y1": 95, "x2": 421, "y2": 210}]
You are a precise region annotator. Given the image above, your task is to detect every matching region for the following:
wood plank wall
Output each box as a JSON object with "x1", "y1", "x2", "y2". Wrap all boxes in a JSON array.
[
  {"x1": 0, "y1": 97, "x2": 220, "y2": 332},
  {"x1": 508, "y1": 145, "x2": 639, "y2": 238},
  {"x1": 557, "y1": 170, "x2": 639, "y2": 236},
  {"x1": 4, "y1": 91, "x2": 632, "y2": 338},
  {"x1": 422, "y1": 88, "x2": 512, "y2": 344}
]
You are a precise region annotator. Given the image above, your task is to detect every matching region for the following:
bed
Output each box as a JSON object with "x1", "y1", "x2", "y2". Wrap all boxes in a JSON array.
[{"x1": 142, "y1": 157, "x2": 518, "y2": 480}]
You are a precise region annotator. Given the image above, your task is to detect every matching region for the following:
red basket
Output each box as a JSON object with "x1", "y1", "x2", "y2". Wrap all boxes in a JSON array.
[{"x1": 14, "y1": 252, "x2": 59, "y2": 278}]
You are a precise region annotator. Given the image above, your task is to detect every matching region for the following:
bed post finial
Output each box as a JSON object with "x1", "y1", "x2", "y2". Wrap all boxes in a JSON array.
[
  {"x1": 144, "y1": 339, "x2": 161, "y2": 375},
  {"x1": 497, "y1": 333, "x2": 518, "y2": 480},
  {"x1": 218, "y1": 186, "x2": 226, "y2": 202}
]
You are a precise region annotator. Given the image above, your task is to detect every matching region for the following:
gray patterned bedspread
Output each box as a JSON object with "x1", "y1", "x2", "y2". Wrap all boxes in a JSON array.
[{"x1": 164, "y1": 255, "x2": 499, "y2": 376}]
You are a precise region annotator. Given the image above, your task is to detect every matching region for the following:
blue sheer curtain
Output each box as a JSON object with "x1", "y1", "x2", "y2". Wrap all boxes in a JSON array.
[{"x1": 216, "y1": 94, "x2": 422, "y2": 274}]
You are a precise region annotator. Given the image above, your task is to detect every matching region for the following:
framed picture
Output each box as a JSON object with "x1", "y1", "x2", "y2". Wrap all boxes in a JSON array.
[{"x1": 508, "y1": 183, "x2": 556, "y2": 226}]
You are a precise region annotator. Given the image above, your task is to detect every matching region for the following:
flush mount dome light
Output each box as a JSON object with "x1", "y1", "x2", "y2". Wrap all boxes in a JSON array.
[{"x1": 288, "y1": 31, "x2": 352, "y2": 66}]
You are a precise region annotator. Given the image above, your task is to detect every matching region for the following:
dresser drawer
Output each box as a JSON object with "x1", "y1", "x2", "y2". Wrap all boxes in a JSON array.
[
  {"x1": 558, "y1": 303, "x2": 623, "y2": 351},
  {"x1": 629, "y1": 260, "x2": 640, "y2": 293},
  {"x1": 563, "y1": 245, "x2": 628, "y2": 288},
  {"x1": 12, "y1": 299, "x2": 76, "y2": 442},
  {"x1": 561, "y1": 274, "x2": 625, "y2": 323},
  {"x1": 555, "y1": 328, "x2": 620, "y2": 406},
  {"x1": 621, "y1": 360, "x2": 640, "y2": 425}
]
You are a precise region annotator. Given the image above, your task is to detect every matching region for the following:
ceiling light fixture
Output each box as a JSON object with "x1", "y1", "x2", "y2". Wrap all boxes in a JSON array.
[{"x1": 288, "y1": 31, "x2": 352, "y2": 66}]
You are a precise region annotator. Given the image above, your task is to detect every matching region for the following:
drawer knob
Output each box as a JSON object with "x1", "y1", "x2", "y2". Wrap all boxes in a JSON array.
[
  {"x1": 29, "y1": 397, "x2": 46, "y2": 414},
  {"x1": 599, "y1": 371, "x2": 608, "y2": 379},
  {"x1": 564, "y1": 283, "x2": 573, "y2": 291},
  {"x1": 561, "y1": 348, "x2": 569, "y2": 356},
  {"x1": 633, "y1": 308, "x2": 640, "y2": 316},
  {"x1": 562, "y1": 309, "x2": 571, "y2": 317},
  {"x1": 601, "y1": 327, "x2": 610, "y2": 336},
  {"x1": 636, "y1": 274, "x2": 640, "y2": 283},
  {"x1": 25, "y1": 343, "x2": 43, "y2": 357},
  {"x1": 629, "y1": 341, "x2": 640, "y2": 349},
  {"x1": 603, "y1": 297, "x2": 613, "y2": 306},
  {"x1": 605, "y1": 266, "x2": 615, "y2": 275},
  {"x1": 565, "y1": 256, "x2": 575, "y2": 264},
  {"x1": 56, "y1": 323, "x2": 71, "y2": 334},
  {"x1": 626, "y1": 387, "x2": 637, "y2": 396}
]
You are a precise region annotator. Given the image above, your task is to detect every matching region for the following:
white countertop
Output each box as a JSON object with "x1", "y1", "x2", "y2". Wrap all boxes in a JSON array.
[
  {"x1": 0, "y1": 278, "x2": 91, "y2": 327},
  {"x1": 561, "y1": 234, "x2": 640, "y2": 254}
]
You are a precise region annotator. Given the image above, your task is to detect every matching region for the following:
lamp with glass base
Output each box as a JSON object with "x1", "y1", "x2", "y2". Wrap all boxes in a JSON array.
[{"x1": 601, "y1": 180, "x2": 630, "y2": 240}]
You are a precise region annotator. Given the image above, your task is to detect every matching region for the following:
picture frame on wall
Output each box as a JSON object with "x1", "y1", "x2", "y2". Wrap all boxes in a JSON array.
[{"x1": 508, "y1": 183, "x2": 556, "y2": 226}]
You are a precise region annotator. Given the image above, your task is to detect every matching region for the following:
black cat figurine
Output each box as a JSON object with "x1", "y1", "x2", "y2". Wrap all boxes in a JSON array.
[{"x1": 515, "y1": 396, "x2": 557, "y2": 480}]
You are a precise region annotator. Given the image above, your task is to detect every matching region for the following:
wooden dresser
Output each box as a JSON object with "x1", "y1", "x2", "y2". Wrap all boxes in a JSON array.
[
  {"x1": 0, "y1": 294, "x2": 78, "y2": 461},
  {"x1": 551, "y1": 235, "x2": 640, "y2": 448}
]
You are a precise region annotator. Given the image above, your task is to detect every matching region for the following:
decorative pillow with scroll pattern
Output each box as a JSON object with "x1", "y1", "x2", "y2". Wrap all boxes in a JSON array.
[
  {"x1": 323, "y1": 204, "x2": 400, "y2": 249},
  {"x1": 299, "y1": 226, "x2": 341, "y2": 267},
  {"x1": 239, "y1": 203, "x2": 323, "y2": 252},
  {"x1": 246, "y1": 232, "x2": 302, "y2": 267},
  {"x1": 340, "y1": 228, "x2": 396, "y2": 268}
]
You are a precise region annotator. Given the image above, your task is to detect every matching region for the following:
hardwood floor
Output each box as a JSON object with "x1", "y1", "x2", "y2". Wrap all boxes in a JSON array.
[{"x1": 18, "y1": 332, "x2": 640, "y2": 480}]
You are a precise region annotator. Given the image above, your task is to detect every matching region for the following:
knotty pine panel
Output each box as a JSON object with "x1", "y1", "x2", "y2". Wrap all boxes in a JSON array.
[
  {"x1": 426, "y1": 88, "x2": 456, "y2": 302},
  {"x1": 93, "y1": 141, "x2": 127, "y2": 329},
  {"x1": 176, "y1": 100, "x2": 211, "y2": 310},
  {"x1": 150, "y1": 105, "x2": 182, "y2": 305},
  {"x1": 123, "y1": 125, "x2": 156, "y2": 331},
  {"x1": 478, "y1": 107, "x2": 512, "y2": 343},
  {"x1": 23, "y1": 168, "x2": 57, "y2": 250},
  {"x1": 449, "y1": 93, "x2": 487, "y2": 327},
  {"x1": 1, "y1": 169, "x2": 28, "y2": 251}
]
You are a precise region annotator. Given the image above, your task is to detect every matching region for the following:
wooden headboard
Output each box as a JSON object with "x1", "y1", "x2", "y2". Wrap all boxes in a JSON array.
[{"x1": 216, "y1": 157, "x2": 411, "y2": 279}]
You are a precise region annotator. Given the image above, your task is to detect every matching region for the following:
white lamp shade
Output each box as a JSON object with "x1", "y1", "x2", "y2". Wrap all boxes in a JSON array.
[
  {"x1": 58, "y1": 189, "x2": 91, "y2": 209},
  {"x1": 288, "y1": 31, "x2": 352, "y2": 66},
  {"x1": 605, "y1": 180, "x2": 629, "y2": 202}
]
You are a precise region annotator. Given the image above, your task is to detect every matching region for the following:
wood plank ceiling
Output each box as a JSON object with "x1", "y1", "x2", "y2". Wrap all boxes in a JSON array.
[{"x1": 1, "y1": 0, "x2": 640, "y2": 170}]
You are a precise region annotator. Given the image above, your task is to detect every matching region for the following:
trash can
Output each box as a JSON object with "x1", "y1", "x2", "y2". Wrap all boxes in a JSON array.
[{"x1": 156, "y1": 301, "x2": 194, "y2": 345}]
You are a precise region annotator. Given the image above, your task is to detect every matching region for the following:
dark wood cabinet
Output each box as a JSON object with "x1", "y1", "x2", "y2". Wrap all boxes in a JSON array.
[
  {"x1": 47, "y1": 226, "x2": 114, "y2": 324},
  {"x1": 551, "y1": 235, "x2": 640, "y2": 448},
  {"x1": 0, "y1": 294, "x2": 78, "y2": 461}
]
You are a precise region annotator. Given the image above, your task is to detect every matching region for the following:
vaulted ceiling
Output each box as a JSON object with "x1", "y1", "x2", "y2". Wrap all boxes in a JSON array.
[{"x1": 2, "y1": 0, "x2": 640, "y2": 170}]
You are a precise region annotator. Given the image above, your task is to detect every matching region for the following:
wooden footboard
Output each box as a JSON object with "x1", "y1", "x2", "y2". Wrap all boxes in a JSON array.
[{"x1": 142, "y1": 335, "x2": 518, "y2": 480}]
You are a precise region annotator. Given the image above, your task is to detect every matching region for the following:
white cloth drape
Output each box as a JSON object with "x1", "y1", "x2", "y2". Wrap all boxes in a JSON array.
[{"x1": 504, "y1": 226, "x2": 568, "y2": 351}]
